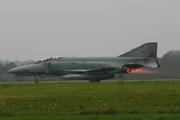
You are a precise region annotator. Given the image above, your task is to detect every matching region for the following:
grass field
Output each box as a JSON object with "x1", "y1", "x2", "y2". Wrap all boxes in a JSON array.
[{"x1": 1, "y1": 80, "x2": 180, "y2": 119}]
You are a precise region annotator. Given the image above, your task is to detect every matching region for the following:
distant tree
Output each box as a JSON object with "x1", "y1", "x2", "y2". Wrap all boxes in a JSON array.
[
  {"x1": 0, "y1": 62, "x2": 17, "y2": 80},
  {"x1": 4, "y1": 62, "x2": 17, "y2": 71},
  {"x1": 160, "y1": 50, "x2": 180, "y2": 78},
  {"x1": 0, "y1": 62, "x2": 5, "y2": 75}
]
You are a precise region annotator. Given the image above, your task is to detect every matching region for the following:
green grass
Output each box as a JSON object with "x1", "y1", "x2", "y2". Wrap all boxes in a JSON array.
[
  {"x1": 1, "y1": 114, "x2": 180, "y2": 120},
  {"x1": 1, "y1": 80, "x2": 180, "y2": 119}
]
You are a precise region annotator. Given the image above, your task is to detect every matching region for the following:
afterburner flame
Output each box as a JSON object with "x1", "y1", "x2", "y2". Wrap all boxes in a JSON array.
[{"x1": 127, "y1": 68, "x2": 156, "y2": 74}]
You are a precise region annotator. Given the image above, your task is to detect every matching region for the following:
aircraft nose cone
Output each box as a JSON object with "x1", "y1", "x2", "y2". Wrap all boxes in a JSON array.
[{"x1": 8, "y1": 68, "x2": 18, "y2": 74}]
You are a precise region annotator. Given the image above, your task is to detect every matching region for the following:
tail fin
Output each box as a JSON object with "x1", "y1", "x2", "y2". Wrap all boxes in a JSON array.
[{"x1": 118, "y1": 42, "x2": 157, "y2": 58}]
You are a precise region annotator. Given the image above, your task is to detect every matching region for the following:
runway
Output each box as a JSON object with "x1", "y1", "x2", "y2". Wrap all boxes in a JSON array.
[
  {"x1": 0, "y1": 80, "x2": 89, "y2": 84},
  {"x1": 0, "y1": 80, "x2": 122, "y2": 84},
  {"x1": 0, "y1": 79, "x2": 177, "y2": 84}
]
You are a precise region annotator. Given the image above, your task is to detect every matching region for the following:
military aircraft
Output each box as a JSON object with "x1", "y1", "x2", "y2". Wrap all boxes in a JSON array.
[{"x1": 8, "y1": 42, "x2": 160, "y2": 83}]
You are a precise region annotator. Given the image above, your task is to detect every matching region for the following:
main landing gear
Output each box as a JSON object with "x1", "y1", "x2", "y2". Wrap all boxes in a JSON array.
[
  {"x1": 34, "y1": 75, "x2": 39, "y2": 84},
  {"x1": 89, "y1": 79, "x2": 101, "y2": 82}
]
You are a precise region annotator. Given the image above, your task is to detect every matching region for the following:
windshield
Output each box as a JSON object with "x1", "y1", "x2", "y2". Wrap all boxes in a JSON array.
[{"x1": 37, "y1": 56, "x2": 61, "y2": 63}]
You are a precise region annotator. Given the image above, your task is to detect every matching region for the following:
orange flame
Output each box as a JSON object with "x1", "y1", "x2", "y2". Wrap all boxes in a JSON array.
[
  {"x1": 127, "y1": 68, "x2": 137, "y2": 73},
  {"x1": 127, "y1": 68, "x2": 156, "y2": 74}
]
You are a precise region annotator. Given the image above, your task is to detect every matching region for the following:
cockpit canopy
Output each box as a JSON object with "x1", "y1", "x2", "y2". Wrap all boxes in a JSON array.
[{"x1": 37, "y1": 56, "x2": 61, "y2": 63}]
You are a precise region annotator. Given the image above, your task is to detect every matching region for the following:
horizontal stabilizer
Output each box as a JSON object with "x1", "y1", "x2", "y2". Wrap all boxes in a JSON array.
[
  {"x1": 143, "y1": 59, "x2": 160, "y2": 68},
  {"x1": 124, "y1": 58, "x2": 160, "y2": 69}
]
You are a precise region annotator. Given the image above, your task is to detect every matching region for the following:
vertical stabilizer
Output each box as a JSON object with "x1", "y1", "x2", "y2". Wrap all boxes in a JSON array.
[{"x1": 118, "y1": 42, "x2": 157, "y2": 58}]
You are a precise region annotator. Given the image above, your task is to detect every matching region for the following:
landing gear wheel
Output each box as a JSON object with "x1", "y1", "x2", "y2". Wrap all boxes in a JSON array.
[
  {"x1": 89, "y1": 79, "x2": 101, "y2": 82},
  {"x1": 35, "y1": 80, "x2": 39, "y2": 84},
  {"x1": 34, "y1": 75, "x2": 39, "y2": 84}
]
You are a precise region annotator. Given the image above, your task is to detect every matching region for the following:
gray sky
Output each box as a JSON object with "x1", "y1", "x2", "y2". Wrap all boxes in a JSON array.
[{"x1": 0, "y1": 0, "x2": 180, "y2": 61}]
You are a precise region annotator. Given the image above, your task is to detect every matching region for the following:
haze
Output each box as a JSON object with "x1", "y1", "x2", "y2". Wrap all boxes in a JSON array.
[{"x1": 0, "y1": 0, "x2": 180, "y2": 61}]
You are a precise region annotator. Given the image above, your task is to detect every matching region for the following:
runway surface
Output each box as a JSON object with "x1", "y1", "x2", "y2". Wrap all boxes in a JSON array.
[
  {"x1": 0, "y1": 80, "x2": 115, "y2": 84},
  {"x1": 0, "y1": 79, "x2": 177, "y2": 84}
]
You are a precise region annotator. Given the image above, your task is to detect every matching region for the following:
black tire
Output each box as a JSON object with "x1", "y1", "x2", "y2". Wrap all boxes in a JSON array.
[
  {"x1": 89, "y1": 80, "x2": 101, "y2": 82},
  {"x1": 35, "y1": 81, "x2": 39, "y2": 84}
]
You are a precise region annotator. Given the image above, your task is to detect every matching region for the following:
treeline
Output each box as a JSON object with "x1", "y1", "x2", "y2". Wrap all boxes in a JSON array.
[
  {"x1": 0, "y1": 62, "x2": 17, "y2": 80},
  {"x1": 1, "y1": 50, "x2": 180, "y2": 80},
  {"x1": 158, "y1": 50, "x2": 180, "y2": 78}
]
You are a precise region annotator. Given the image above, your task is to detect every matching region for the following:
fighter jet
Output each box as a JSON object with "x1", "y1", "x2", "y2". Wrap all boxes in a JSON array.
[{"x1": 8, "y1": 42, "x2": 160, "y2": 83}]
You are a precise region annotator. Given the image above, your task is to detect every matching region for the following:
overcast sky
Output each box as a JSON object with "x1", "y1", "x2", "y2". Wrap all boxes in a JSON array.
[{"x1": 0, "y1": 0, "x2": 180, "y2": 61}]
